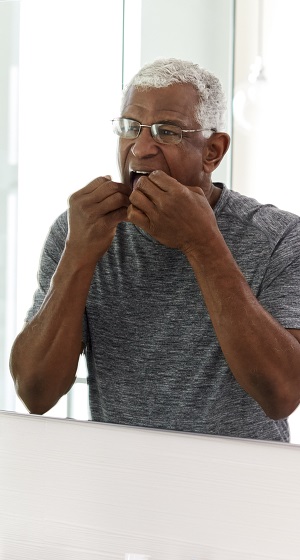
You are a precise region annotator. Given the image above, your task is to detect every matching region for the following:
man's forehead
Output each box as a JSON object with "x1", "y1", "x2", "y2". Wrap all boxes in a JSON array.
[{"x1": 122, "y1": 83, "x2": 199, "y2": 120}]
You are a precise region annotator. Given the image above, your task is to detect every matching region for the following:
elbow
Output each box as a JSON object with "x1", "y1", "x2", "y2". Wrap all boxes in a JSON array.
[
  {"x1": 10, "y1": 356, "x2": 56, "y2": 416},
  {"x1": 249, "y1": 368, "x2": 300, "y2": 421},
  {"x1": 9, "y1": 338, "x2": 75, "y2": 415},
  {"x1": 260, "y1": 390, "x2": 300, "y2": 421},
  {"x1": 13, "y1": 376, "x2": 54, "y2": 416}
]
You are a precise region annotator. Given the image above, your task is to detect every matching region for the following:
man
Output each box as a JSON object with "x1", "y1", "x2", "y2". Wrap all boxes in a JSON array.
[{"x1": 10, "y1": 58, "x2": 300, "y2": 441}]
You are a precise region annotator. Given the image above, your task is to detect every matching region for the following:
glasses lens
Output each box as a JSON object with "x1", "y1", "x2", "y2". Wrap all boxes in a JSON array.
[
  {"x1": 153, "y1": 123, "x2": 182, "y2": 144},
  {"x1": 112, "y1": 118, "x2": 140, "y2": 138}
]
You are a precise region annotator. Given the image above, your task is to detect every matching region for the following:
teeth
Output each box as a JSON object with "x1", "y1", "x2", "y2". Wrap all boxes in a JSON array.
[{"x1": 135, "y1": 171, "x2": 149, "y2": 175}]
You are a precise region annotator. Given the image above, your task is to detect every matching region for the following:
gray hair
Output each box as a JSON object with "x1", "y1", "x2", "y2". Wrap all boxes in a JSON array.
[{"x1": 121, "y1": 58, "x2": 227, "y2": 134}]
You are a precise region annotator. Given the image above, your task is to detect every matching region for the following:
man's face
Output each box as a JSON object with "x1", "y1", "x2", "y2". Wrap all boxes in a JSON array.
[{"x1": 118, "y1": 83, "x2": 209, "y2": 192}]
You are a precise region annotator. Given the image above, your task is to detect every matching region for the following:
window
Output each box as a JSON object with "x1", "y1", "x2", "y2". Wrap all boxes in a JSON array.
[{"x1": 5, "y1": 0, "x2": 127, "y2": 419}]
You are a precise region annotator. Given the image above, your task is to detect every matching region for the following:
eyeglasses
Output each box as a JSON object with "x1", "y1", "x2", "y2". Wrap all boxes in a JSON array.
[{"x1": 111, "y1": 117, "x2": 216, "y2": 145}]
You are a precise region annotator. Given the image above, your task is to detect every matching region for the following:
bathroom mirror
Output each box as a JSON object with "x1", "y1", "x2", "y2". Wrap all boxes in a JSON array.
[{"x1": 1, "y1": 0, "x2": 300, "y2": 443}]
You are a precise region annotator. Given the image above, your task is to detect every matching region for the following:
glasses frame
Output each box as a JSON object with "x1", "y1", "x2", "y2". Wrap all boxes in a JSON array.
[{"x1": 111, "y1": 118, "x2": 216, "y2": 145}]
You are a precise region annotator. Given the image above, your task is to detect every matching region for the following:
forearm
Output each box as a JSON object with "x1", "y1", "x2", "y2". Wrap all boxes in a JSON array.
[
  {"x1": 10, "y1": 248, "x2": 96, "y2": 414},
  {"x1": 186, "y1": 235, "x2": 300, "y2": 419}
]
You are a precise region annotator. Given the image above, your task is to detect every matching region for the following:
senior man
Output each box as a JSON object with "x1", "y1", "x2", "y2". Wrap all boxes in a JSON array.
[{"x1": 10, "y1": 58, "x2": 300, "y2": 441}]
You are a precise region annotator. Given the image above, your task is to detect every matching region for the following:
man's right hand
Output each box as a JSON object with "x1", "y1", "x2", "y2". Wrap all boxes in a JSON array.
[
  {"x1": 9, "y1": 176, "x2": 131, "y2": 414},
  {"x1": 67, "y1": 176, "x2": 131, "y2": 266}
]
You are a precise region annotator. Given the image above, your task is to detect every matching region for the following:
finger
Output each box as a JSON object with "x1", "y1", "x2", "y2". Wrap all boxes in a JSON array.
[
  {"x1": 148, "y1": 171, "x2": 204, "y2": 197},
  {"x1": 96, "y1": 191, "x2": 131, "y2": 216},
  {"x1": 146, "y1": 170, "x2": 179, "y2": 191},
  {"x1": 127, "y1": 189, "x2": 158, "y2": 230},
  {"x1": 129, "y1": 181, "x2": 158, "y2": 210},
  {"x1": 130, "y1": 172, "x2": 173, "y2": 207},
  {"x1": 70, "y1": 179, "x2": 130, "y2": 206},
  {"x1": 102, "y1": 205, "x2": 129, "y2": 228},
  {"x1": 76, "y1": 176, "x2": 112, "y2": 196},
  {"x1": 94, "y1": 180, "x2": 131, "y2": 202},
  {"x1": 127, "y1": 202, "x2": 150, "y2": 228},
  {"x1": 133, "y1": 171, "x2": 170, "y2": 196},
  {"x1": 130, "y1": 176, "x2": 158, "y2": 205},
  {"x1": 129, "y1": 185, "x2": 156, "y2": 212},
  {"x1": 68, "y1": 176, "x2": 111, "y2": 206}
]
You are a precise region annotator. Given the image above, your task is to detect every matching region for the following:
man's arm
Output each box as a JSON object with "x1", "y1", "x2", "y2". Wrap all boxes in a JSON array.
[
  {"x1": 128, "y1": 171, "x2": 300, "y2": 420},
  {"x1": 185, "y1": 237, "x2": 300, "y2": 420},
  {"x1": 10, "y1": 250, "x2": 95, "y2": 414},
  {"x1": 10, "y1": 177, "x2": 131, "y2": 414}
]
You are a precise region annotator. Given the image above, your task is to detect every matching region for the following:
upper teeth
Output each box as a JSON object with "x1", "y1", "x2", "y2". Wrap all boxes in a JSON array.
[{"x1": 135, "y1": 171, "x2": 149, "y2": 175}]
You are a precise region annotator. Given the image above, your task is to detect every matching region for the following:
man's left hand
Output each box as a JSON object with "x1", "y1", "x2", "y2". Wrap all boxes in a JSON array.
[{"x1": 127, "y1": 170, "x2": 219, "y2": 254}]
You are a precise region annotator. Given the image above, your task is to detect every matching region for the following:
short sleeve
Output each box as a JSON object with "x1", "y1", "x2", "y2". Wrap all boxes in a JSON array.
[
  {"x1": 24, "y1": 211, "x2": 88, "y2": 344},
  {"x1": 258, "y1": 219, "x2": 300, "y2": 328}
]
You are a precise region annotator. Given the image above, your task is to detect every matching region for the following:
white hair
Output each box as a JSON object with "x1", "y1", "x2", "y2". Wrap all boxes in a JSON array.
[{"x1": 121, "y1": 58, "x2": 227, "y2": 134}]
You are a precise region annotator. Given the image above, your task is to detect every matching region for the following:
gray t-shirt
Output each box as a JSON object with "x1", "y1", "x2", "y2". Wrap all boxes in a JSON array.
[{"x1": 26, "y1": 185, "x2": 300, "y2": 442}]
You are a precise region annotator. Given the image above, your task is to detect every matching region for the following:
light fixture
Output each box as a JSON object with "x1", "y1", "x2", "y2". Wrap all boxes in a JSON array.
[{"x1": 233, "y1": 1, "x2": 268, "y2": 132}]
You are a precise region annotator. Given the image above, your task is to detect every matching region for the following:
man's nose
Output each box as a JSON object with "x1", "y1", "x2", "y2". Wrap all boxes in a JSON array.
[{"x1": 130, "y1": 127, "x2": 160, "y2": 158}]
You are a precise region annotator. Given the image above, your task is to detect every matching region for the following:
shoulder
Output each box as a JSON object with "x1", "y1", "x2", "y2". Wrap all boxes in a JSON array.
[
  {"x1": 40, "y1": 210, "x2": 68, "y2": 259},
  {"x1": 49, "y1": 210, "x2": 68, "y2": 235},
  {"x1": 46, "y1": 210, "x2": 68, "y2": 242},
  {"x1": 216, "y1": 185, "x2": 300, "y2": 244}
]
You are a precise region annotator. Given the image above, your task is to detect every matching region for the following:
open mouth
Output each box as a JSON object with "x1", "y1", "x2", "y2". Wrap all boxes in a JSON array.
[{"x1": 130, "y1": 170, "x2": 150, "y2": 190}]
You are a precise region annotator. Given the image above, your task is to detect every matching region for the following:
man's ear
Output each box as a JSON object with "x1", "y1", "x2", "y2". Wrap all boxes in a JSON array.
[{"x1": 202, "y1": 133, "x2": 231, "y2": 173}]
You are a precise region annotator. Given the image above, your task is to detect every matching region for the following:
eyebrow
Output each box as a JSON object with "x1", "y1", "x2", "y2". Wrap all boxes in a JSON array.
[
  {"x1": 122, "y1": 116, "x2": 188, "y2": 128},
  {"x1": 156, "y1": 119, "x2": 187, "y2": 127}
]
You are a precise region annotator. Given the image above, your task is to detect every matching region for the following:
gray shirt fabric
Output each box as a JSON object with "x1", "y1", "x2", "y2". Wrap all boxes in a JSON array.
[{"x1": 26, "y1": 184, "x2": 300, "y2": 442}]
